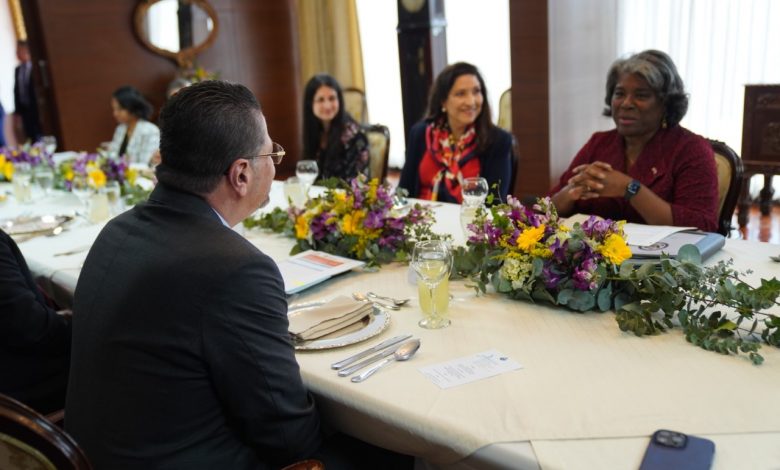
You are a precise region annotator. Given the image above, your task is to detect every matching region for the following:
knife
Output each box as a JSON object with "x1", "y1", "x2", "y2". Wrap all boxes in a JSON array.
[
  {"x1": 330, "y1": 333, "x2": 412, "y2": 370},
  {"x1": 337, "y1": 345, "x2": 404, "y2": 377}
]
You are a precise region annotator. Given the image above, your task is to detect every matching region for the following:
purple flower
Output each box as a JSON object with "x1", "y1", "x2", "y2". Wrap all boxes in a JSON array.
[
  {"x1": 310, "y1": 213, "x2": 331, "y2": 240},
  {"x1": 542, "y1": 262, "x2": 564, "y2": 289},
  {"x1": 364, "y1": 210, "x2": 384, "y2": 229}
]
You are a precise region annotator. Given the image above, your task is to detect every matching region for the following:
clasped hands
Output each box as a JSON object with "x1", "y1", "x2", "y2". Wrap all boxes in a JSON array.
[{"x1": 566, "y1": 161, "x2": 632, "y2": 200}]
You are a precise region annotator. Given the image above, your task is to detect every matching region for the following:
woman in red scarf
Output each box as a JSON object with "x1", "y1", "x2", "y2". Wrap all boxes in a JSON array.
[{"x1": 399, "y1": 62, "x2": 514, "y2": 203}]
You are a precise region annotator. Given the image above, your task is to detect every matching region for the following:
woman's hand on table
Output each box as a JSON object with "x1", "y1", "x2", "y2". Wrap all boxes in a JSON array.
[{"x1": 568, "y1": 161, "x2": 632, "y2": 200}]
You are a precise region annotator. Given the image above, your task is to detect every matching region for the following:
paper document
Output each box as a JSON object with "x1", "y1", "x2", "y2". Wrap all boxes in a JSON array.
[
  {"x1": 623, "y1": 223, "x2": 695, "y2": 246},
  {"x1": 276, "y1": 250, "x2": 364, "y2": 295},
  {"x1": 419, "y1": 349, "x2": 522, "y2": 389}
]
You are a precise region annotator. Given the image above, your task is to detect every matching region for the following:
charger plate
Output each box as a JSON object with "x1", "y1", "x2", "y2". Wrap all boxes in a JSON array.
[
  {"x1": 288, "y1": 301, "x2": 390, "y2": 351},
  {"x1": 1, "y1": 214, "x2": 71, "y2": 236}
]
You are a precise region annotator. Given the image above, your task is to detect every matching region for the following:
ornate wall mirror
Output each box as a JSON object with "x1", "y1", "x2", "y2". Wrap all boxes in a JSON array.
[{"x1": 134, "y1": 0, "x2": 219, "y2": 68}]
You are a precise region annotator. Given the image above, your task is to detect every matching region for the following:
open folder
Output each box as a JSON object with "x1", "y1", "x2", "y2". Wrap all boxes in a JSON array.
[{"x1": 276, "y1": 250, "x2": 365, "y2": 295}]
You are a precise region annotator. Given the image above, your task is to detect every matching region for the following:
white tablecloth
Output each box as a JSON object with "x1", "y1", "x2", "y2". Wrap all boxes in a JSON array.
[{"x1": 9, "y1": 181, "x2": 780, "y2": 469}]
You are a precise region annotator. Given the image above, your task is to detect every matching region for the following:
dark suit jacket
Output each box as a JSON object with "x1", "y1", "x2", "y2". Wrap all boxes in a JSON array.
[
  {"x1": 66, "y1": 184, "x2": 321, "y2": 469},
  {"x1": 0, "y1": 229, "x2": 71, "y2": 414},
  {"x1": 14, "y1": 62, "x2": 41, "y2": 141},
  {"x1": 399, "y1": 120, "x2": 514, "y2": 201}
]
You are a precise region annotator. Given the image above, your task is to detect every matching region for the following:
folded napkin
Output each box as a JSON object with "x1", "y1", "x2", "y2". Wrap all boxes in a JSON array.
[{"x1": 288, "y1": 296, "x2": 373, "y2": 341}]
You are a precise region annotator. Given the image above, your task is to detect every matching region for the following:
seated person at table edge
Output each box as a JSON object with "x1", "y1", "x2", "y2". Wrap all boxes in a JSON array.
[
  {"x1": 0, "y1": 228, "x2": 71, "y2": 415},
  {"x1": 66, "y1": 81, "x2": 322, "y2": 469},
  {"x1": 303, "y1": 73, "x2": 369, "y2": 180},
  {"x1": 399, "y1": 61, "x2": 513, "y2": 203},
  {"x1": 108, "y1": 85, "x2": 160, "y2": 165},
  {"x1": 549, "y1": 49, "x2": 718, "y2": 232}
]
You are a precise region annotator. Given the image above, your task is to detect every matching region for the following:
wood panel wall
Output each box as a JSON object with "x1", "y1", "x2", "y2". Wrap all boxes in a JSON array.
[
  {"x1": 509, "y1": 0, "x2": 550, "y2": 199},
  {"x1": 21, "y1": 0, "x2": 302, "y2": 178}
]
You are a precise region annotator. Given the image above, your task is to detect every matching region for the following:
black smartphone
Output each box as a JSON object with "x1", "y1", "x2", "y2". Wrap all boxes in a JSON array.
[{"x1": 639, "y1": 429, "x2": 715, "y2": 470}]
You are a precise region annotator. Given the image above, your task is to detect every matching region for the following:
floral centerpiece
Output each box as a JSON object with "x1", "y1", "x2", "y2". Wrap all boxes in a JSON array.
[
  {"x1": 0, "y1": 142, "x2": 54, "y2": 181},
  {"x1": 454, "y1": 196, "x2": 780, "y2": 364},
  {"x1": 243, "y1": 177, "x2": 444, "y2": 266},
  {"x1": 57, "y1": 150, "x2": 137, "y2": 191}
]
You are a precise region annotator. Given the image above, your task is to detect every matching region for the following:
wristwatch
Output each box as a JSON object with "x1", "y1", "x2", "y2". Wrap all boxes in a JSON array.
[{"x1": 624, "y1": 179, "x2": 641, "y2": 200}]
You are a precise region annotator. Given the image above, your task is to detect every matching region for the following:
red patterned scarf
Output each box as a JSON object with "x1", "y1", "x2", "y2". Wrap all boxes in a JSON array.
[{"x1": 422, "y1": 121, "x2": 479, "y2": 202}]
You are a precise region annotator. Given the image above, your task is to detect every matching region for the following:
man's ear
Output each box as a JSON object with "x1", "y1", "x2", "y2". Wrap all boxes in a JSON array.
[{"x1": 225, "y1": 159, "x2": 251, "y2": 196}]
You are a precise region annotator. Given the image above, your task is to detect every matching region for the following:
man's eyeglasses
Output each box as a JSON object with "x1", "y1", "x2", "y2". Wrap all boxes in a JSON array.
[{"x1": 252, "y1": 142, "x2": 285, "y2": 165}]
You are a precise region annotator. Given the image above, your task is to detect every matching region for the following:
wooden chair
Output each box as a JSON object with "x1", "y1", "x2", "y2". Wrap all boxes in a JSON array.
[
  {"x1": 343, "y1": 87, "x2": 368, "y2": 124},
  {"x1": 281, "y1": 459, "x2": 325, "y2": 470},
  {"x1": 497, "y1": 87, "x2": 512, "y2": 132},
  {"x1": 710, "y1": 139, "x2": 743, "y2": 237},
  {"x1": 0, "y1": 393, "x2": 91, "y2": 470},
  {"x1": 364, "y1": 124, "x2": 390, "y2": 182}
]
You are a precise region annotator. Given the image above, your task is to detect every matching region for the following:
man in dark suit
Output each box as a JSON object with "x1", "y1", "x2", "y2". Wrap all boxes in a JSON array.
[
  {"x1": 66, "y1": 81, "x2": 322, "y2": 469},
  {"x1": 0, "y1": 229, "x2": 71, "y2": 414},
  {"x1": 13, "y1": 40, "x2": 41, "y2": 142}
]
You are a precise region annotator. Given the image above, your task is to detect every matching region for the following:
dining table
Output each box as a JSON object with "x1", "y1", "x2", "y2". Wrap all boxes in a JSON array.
[{"x1": 5, "y1": 180, "x2": 780, "y2": 470}]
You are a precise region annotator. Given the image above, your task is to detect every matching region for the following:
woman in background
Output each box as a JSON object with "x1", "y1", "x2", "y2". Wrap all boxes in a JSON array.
[
  {"x1": 399, "y1": 62, "x2": 513, "y2": 203},
  {"x1": 302, "y1": 74, "x2": 369, "y2": 180},
  {"x1": 549, "y1": 50, "x2": 717, "y2": 232},
  {"x1": 108, "y1": 86, "x2": 160, "y2": 166}
]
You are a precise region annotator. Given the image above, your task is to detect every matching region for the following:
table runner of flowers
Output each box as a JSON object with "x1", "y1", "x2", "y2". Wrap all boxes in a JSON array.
[{"x1": 243, "y1": 177, "x2": 443, "y2": 266}]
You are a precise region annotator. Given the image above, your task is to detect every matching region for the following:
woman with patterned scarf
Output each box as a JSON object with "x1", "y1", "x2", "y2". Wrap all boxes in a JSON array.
[{"x1": 399, "y1": 62, "x2": 514, "y2": 203}]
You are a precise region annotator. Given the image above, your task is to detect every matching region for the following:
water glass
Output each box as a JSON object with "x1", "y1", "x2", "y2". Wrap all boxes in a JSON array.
[
  {"x1": 283, "y1": 176, "x2": 307, "y2": 207},
  {"x1": 295, "y1": 160, "x2": 319, "y2": 197},
  {"x1": 41, "y1": 135, "x2": 57, "y2": 155},
  {"x1": 71, "y1": 174, "x2": 93, "y2": 215},
  {"x1": 411, "y1": 240, "x2": 453, "y2": 329},
  {"x1": 460, "y1": 177, "x2": 489, "y2": 236},
  {"x1": 12, "y1": 163, "x2": 33, "y2": 204},
  {"x1": 33, "y1": 165, "x2": 55, "y2": 197},
  {"x1": 104, "y1": 181, "x2": 123, "y2": 215}
]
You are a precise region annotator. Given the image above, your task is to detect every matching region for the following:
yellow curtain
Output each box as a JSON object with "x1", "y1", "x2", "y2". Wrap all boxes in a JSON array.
[{"x1": 295, "y1": 0, "x2": 365, "y2": 91}]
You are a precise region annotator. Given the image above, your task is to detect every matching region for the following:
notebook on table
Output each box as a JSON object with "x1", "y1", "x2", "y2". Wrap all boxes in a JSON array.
[
  {"x1": 627, "y1": 230, "x2": 725, "y2": 264},
  {"x1": 276, "y1": 250, "x2": 365, "y2": 295}
]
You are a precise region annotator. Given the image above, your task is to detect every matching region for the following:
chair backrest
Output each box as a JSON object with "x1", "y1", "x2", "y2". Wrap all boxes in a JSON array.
[
  {"x1": 497, "y1": 88, "x2": 512, "y2": 132},
  {"x1": 343, "y1": 87, "x2": 368, "y2": 124},
  {"x1": 364, "y1": 124, "x2": 390, "y2": 182},
  {"x1": 709, "y1": 139, "x2": 743, "y2": 236},
  {"x1": 0, "y1": 394, "x2": 91, "y2": 470}
]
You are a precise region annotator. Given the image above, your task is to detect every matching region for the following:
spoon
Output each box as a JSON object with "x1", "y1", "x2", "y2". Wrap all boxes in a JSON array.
[
  {"x1": 351, "y1": 339, "x2": 421, "y2": 382},
  {"x1": 367, "y1": 291, "x2": 410, "y2": 306},
  {"x1": 352, "y1": 292, "x2": 400, "y2": 310}
]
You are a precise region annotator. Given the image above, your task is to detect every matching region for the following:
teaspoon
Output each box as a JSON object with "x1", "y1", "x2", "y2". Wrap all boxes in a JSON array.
[
  {"x1": 351, "y1": 339, "x2": 421, "y2": 382},
  {"x1": 367, "y1": 291, "x2": 410, "y2": 306},
  {"x1": 352, "y1": 292, "x2": 400, "y2": 310}
]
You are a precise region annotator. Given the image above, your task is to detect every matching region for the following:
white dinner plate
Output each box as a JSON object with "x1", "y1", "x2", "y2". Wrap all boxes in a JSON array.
[
  {"x1": 1, "y1": 214, "x2": 72, "y2": 236},
  {"x1": 287, "y1": 301, "x2": 390, "y2": 351}
]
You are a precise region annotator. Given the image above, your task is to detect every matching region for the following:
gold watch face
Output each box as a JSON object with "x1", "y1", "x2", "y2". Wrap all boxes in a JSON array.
[{"x1": 401, "y1": 0, "x2": 426, "y2": 13}]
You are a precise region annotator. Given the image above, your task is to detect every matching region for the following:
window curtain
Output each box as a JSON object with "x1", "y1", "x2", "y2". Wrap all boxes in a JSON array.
[
  {"x1": 616, "y1": 0, "x2": 780, "y2": 199},
  {"x1": 295, "y1": 0, "x2": 365, "y2": 92}
]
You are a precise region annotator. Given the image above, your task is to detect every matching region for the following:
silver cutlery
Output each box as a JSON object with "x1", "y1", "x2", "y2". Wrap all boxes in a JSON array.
[
  {"x1": 330, "y1": 334, "x2": 412, "y2": 370},
  {"x1": 352, "y1": 292, "x2": 400, "y2": 310},
  {"x1": 367, "y1": 291, "x2": 410, "y2": 306},
  {"x1": 53, "y1": 245, "x2": 91, "y2": 257},
  {"x1": 351, "y1": 339, "x2": 421, "y2": 383},
  {"x1": 337, "y1": 345, "x2": 402, "y2": 377}
]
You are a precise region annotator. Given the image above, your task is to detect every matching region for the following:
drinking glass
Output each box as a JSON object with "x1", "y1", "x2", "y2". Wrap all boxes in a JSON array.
[
  {"x1": 88, "y1": 190, "x2": 110, "y2": 223},
  {"x1": 12, "y1": 162, "x2": 33, "y2": 204},
  {"x1": 33, "y1": 165, "x2": 55, "y2": 197},
  {"x1": 283, "y1": 176, "x2": 307, "y2": 207},
  {"x1": 411, "y1": 240, "x2": 453, "y2": 329},
  {"x1": 295, "y1": 160, "x2": 319, "y2": 197},
  {"x1": 460, "y1": 177, "x2": 489, "y2": 237},
  {"x1": 104, "y1": 180, "x2": 123, "y2": 215},
  {"x1": 71, "y1": 174, "x2": 93, "y2": 216},
  {"x1": 41, "y1": 135, "x2": 57, "y2": 155}
]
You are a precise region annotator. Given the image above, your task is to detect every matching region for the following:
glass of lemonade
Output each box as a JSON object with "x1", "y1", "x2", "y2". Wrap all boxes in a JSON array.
[
  {"x1": 411, "y1": 240, "x2": 453, "y2": 329},
  {"x1": 283, "y1": 176, "x2": 307, "y2": 207}
]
